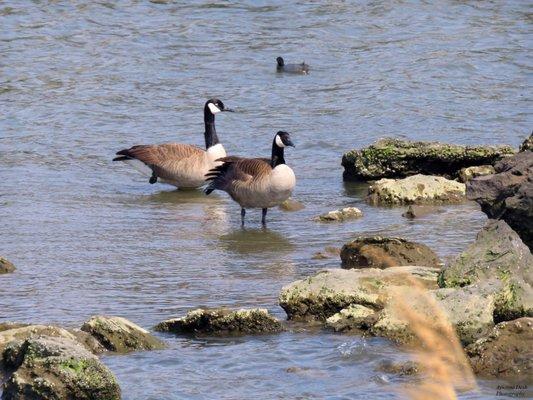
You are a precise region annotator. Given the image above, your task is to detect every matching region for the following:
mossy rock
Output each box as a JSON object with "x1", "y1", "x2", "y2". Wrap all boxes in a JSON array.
[
  {"x1": 342, "y1": 138, "x2": 515, "y2": 181},
  {"x1": 0, "y1": 257, "x2": 15, "y2": 274},
  {"x1": 155, "y1": 308, "x2": 283, "y2": 336},
  {"x1": 1, "y1": 336, "x2": 121, "y2": 400},
  {"x1": 81, "y1": 316, "x2": 165, "y2": 353}
]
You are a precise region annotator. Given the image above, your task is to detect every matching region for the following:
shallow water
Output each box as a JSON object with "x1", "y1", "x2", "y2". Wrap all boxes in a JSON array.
[{"x1": 1, "y1": 0, "x2": 531, "y2": 399}]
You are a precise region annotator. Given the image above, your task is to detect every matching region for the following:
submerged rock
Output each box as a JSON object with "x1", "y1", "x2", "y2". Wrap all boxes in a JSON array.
[
  {"x1": 0, "y1": 257, "x2": 15, "y2": 274},
  {"x1": 155, "y1": 308, "x2": 283, "y2": 336},
  {"x1": 340, "y1": 236, "x2": 441, "y2": 269},
  {"x1": 81, "y1": 316, "x2": 165, "y2": 353},
  {"x1": 466, "y1": 317, "x2": 533, "y2": 379},
  {"x1": 458, "y1": 165, "x2": 495, "y2": 183},
  {"x1": 367, "y1": 174, "x2": 466, "y2": 205},
  {"x1": 341, "y1": 138, "x2": 514, "y2": 181},
  {"x1": 314, "y1": 207, "x2": 363, "y2": 222},
  {"x1": 1, "y1": 336, "x2": 120, "y2": 400},
  {"x1": 278, "y1": 266, "x2": 439, "y2": 321},
  {"x1": 439, "y1": 220, "x2": 533, "y2": 321},
  {"x1": 467, "y1": 151, "x2": 533, "y2": 249},
  {"x1": 312, "y1": 246, "x2": 341, "y2": 260},
  {"x1": 279, "y1": 198, "x2": 305, "y2": 212},
  {"x1": 401, "y1": 205, "x2": 442, "y2": 219}
]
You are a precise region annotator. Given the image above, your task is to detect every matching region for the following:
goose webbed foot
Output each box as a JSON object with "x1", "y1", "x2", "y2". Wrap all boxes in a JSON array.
[
  {"x1": 261, "y1": 208, "x2": 268, "y2": 226},
  {"x1": 241, "y1": 208, "x2": 246, "y2": 226}
]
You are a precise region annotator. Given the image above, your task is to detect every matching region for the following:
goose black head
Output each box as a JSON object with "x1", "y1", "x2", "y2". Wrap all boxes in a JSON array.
[
  {"x1": 205, "y1": 98, "x2": 234, "y2": 115},
  {"x1": 276, "y1": 57, "x2": 285, "y2": 67},
  {"x1": 274, "y1": 131, "x2": 295, "y2": 148}
]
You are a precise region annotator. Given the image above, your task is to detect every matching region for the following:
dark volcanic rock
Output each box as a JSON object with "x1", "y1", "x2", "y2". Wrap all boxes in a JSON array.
[
  {"x1": 341, "y1": 236, "x2": 441, "y2": 269},
  {"x1": 467, "y1": 151, "x2": 533, "y2": 249},
  {"x1": 1, "y1": 336, "x2": 120, "y2": 400},
  {"x1": 342, "y1": 138, "x2": 515, "y2": 181},
  {"x1": 466, "y1": 317, "x2": 533, "y2": 379},
  {"x1": 155, "y1": 308, "x2": 283, "y2": 336}
]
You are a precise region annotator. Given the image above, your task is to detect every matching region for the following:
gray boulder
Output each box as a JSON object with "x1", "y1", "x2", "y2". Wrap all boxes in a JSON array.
[
  {"x1": 467, "y1": 151, "x2": 533, "y2": 249},
  {"x1": 439, "y1": 220, "x2": 533, "y2": 321},
  {"x1": 342, "y1": 138, "x2": 514, "y2": 181},
  {"x1": 340, "y1": 236, "x2": 441, "y2": 269},
  {"x1": 367, "y1": 174, "x2": 466, "y2": 205},
  {"x1": 155, "y1": 308, "x2": 283, "y2": 336},
  {"x1": 81, "y1": 316, "x2": 165, "y2": 353},
  {"x1": 1, "y1": 336, "x2": 120, "y2": 400}
]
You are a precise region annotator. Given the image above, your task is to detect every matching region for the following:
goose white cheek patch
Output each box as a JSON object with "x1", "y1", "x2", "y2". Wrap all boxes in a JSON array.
[
  {"x1": 208, "y1": 103, "x2": 222, "y2": 114},
  {"x1": 275, "y1": 135, "x2": 286, "y2": 148}
]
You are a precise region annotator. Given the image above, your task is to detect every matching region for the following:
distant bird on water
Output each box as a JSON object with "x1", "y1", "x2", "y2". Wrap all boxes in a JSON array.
[
  {"x1": 113, "y1": 99, "x2": 233, "y2": 189},
  {"x1": 276, "y1": 57, "x2": 309, "y2": 74},
  {"x1": 205, "y1": 131, "x2": 296, "y2": 226}
]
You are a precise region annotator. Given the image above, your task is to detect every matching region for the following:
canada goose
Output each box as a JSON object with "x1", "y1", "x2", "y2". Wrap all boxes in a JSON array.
[
  {"x1": 205, "y1": 131, "x2": 296, "y2": 226},
  {"x1": 276, "y1": 57, "x2": 309, "y2": 74},
  {"x1": 113, "y1": 99, "x2": 233, "y2": 188}
]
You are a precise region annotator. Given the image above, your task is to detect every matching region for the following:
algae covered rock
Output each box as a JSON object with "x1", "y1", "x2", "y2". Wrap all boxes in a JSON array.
[
  {"x1": 466, "y1": 317, "x2": 533, "y2": 379},
  {"x1": 314, "y1": 207, "x2": 363, "y2": 222},
  {"x1": 367, "y1": 174, "x2": 466, "y2": 205},
  {"x1": 341, "y1": 138, "x2": 514, "y2": 181},
  {"x1": 325, "y1": 304, "x2": 376, "y2": 332},
  {"x1": 155, "y1": 308, "x2": 283, "y2": 336},
  {"x1": 0, "y1": 325, "x2": 85, "y2": 354},
  {"x1": 458, "y1": 165, "x2": 495, "y2": 183},
  {"x1": 278, "y1": 266, "x2": 439, "y2": 321},
  {"x1": 519, "y1": 133, "x2": 532, "y2": 152},
  {"x1": 279, "y1": 198, "x2": 305, "y2": 212},
  {"x1": 467, "y1": 151, "x2": 533, "y2": 249},
  {"x1": 340, "y1": 236, "x2": 441, "y2": 269},
  {"x1": 0, "y1": 258, "x2": 15, "y2": 274},
  {"x1": 439, "y1": 220, "x2": 533, "y2": 321},
  {"x1": 1, "y1": 336, "x2": 121, "y2": 400},
  {"x1": 81, "y1": 316, "x2": 165, "y2": 353}
]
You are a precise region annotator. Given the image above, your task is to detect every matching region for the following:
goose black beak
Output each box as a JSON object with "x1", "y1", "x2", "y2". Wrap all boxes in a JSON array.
[{"x1": 286, "y1": 139, "x2": 295, "y2": 147}]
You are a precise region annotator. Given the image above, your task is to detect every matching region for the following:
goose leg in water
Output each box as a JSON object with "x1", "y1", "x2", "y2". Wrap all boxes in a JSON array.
[
  {"x1": 261, "y1": 208, "x2": 268, "y2": 225},
  {"x1": 241, "y1": 208, "x2": 246, "y2": 226}
]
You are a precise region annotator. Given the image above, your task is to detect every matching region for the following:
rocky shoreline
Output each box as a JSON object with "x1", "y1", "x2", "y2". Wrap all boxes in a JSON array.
[{"x1": 1, "y1": 135, "x2": 531, "y2": 398}]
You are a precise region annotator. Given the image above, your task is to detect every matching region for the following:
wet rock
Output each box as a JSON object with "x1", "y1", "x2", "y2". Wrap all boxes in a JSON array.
[
  {"x1": 0, "y1": 323, "x2": 29, "y2": 333},
  {"x1": 340, "y1": 236, "x2": 441, "y2": 269},
  {"x1": 312, "y1": 246, "x2": 341, "y2": 260},
  {"x1": 401, "y1": 205, "x2": 442, "y2": 219},
  {"x1": 342, "y1": 138, "x2": 514, "y2": 181},
  {"x1": 279, "y1": 198, "x2": 305, "y2": 212},
  {"x1": 67, "y1": 329, "x2": 106, "y2": 355},
  {"x1": 376, "y1": 360, "x2": 419, "y2": 376},
  {"x1": 1, "y1": 336, "x2": 120, "y2": 400},
  {"x1": 466, "y1": 317, "x2": 533, "y2": 379},
  {"x1": 367, "y1": 174, "x2": 466, "y2": 205},
  {"x1": 519, "y1": 133, "x2": 532, "y2": 152},
  {"x1": 458, "y1": 165, "x2": 495, "y2": 183},
  {"x1": 0, "y1": 257, "x2": 15, "y2": 274},
  {"x1": 439, "y1": 220, "x2": 533, "y2": 321},
  {"x1": 81, "y1": 316, "x2": 165, "y2": 353},
  {"x1": 325, "y1": 304, "x2": 376, "y2": 332},
  {"x1": 466, "y1": 151, "x2": 533, "y2": 249},
  {"x1": 155, "y1": 308, "x2": 283, "y2": 336},
  {"x1": 0, "y1": 325, "x2": 86, "y2": 354},
  {"x1": 314, "y1": 207, "x2": 363, "y2": 222},
  {"x1": 278, "y1": 266, "x2": 439, "y2": 321}
]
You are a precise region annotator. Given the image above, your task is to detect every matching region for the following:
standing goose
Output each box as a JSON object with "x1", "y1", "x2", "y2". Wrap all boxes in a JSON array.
[
  {"x1": 113, "y1": 98, "x2": 233, "y2": 188},
  {"x1": 205, "y1": 131, "x2": 296, "y2": 226}
]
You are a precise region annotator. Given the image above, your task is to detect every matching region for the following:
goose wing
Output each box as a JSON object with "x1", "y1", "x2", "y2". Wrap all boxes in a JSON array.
[{"x1": 205, "y1": 157, "x2": 272, "y2": 193}]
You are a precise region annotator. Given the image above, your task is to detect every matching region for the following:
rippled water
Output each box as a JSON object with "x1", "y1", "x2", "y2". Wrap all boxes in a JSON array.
[{"x1": 1, "y1": 1, "x2": 531, "y2": 399}]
